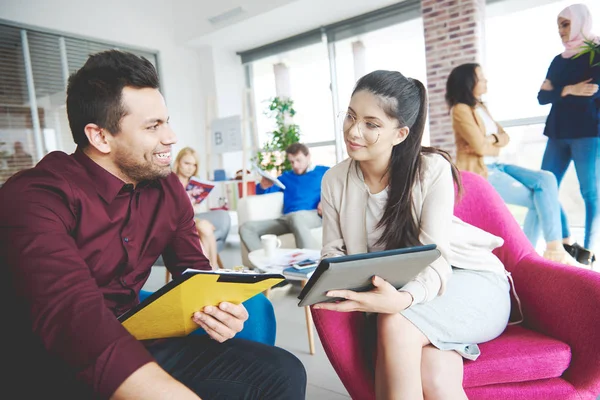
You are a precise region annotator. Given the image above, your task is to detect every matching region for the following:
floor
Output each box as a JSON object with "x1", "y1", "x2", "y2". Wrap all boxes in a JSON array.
[{"x1": 142, "y1": 222, "x2": 351, "y2": 399}]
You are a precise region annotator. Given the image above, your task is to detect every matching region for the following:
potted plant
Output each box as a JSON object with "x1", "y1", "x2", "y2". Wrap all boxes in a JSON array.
[
  {"x1": 255, "y1": 97, "x2": 301, "y2": 174},
  {"x1": 574, "y1": 39, "x2": 600, "y2": 67}
]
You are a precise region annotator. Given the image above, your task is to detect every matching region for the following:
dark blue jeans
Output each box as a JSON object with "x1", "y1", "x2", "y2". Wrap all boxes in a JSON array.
[
  {"x1": 147, "y1": 336, "x2": 306, "y2": 399},
  {"x1": 541, "y1": 137, "x2": 600, "y2": 253}
]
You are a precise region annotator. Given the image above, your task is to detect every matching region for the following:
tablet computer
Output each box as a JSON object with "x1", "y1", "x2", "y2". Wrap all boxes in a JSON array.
[{"x1": 297, "y1": 244, "x2": 441, "y2": 307}]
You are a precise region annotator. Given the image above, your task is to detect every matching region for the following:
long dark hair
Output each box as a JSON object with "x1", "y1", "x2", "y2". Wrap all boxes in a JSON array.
[
  {"x1": 352, "y1": 70, "x2": 462, "y2": 250},
  {"x1": 445, "y1": 63, "x2": 480, "y2": 108}
]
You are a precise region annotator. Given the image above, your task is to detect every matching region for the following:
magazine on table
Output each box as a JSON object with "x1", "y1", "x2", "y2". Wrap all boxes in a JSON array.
[
  {"x1": 254, "y1": 249, "x2": 322, "y2": 275},
  {"x1": 252, "y1": 163, "x2": 286, "y2": 190},
  {"x1": 186, "y1": 176, "x2": 215, "y2": 205},
  {"x1": 282, "y1": 265, "x2": 318, "y2": 280}
]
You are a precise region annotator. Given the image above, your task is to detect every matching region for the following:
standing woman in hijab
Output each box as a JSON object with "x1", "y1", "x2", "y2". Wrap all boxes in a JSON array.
[{"x1": 538, "y1": 3, "x2": 600, "y2": 257}]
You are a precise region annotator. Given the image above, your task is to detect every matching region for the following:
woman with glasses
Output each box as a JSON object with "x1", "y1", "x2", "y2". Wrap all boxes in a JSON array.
[
  {"x1": 447, "y1": 63, "x2": 582, "y2": 266},
  {"x1": 314, "y1": 70, "x2": 511, "y2": 400}
]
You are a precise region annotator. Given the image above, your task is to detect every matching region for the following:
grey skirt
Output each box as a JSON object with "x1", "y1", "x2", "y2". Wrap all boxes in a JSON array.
[{"x1": 401, "y1": 267, "x2": 511, "y2": 360}]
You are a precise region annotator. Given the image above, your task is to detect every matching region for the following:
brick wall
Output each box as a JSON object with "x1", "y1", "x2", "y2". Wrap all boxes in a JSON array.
[{"x1": 421, "y1": 0, "x2": 485, "y2": 158}]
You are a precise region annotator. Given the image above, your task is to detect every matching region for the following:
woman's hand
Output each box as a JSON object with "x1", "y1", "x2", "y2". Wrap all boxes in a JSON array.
[
  {"x1": 562, "y1": 78, "x2": 599, "y2": 97},
  {"x1": 458, "y1": 144, "x2": 476, "y2": 155},
  {"x1": 312, "y1": 276, "x2": 413, "y2": 314}
]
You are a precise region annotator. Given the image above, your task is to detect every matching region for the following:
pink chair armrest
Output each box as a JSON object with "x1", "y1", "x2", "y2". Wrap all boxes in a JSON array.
[
  {"x1": 311, "y1": 308, "x2": 375, "y2": 399},
  {"x1": 513, "y1": 253, "x2": 600, "y2": 397}
]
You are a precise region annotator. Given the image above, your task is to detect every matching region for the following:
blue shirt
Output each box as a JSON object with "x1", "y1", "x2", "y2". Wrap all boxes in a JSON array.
[
  {"x1": 537, "y1": 54, "x2": 600, "y2": 139},
  {"x1": 256, "y1": 165, "x2": 329, "y2": 214}
]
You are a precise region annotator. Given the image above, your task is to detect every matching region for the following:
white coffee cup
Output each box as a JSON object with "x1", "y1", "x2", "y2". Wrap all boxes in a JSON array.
[{"x1": 261, "y1": 234, "x2": 282, "y2": 259}]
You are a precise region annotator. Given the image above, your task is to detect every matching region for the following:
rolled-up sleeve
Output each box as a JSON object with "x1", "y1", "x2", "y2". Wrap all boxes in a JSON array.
[{"x1": 1, "y1": 176, "x2": 154, "y2": 398}]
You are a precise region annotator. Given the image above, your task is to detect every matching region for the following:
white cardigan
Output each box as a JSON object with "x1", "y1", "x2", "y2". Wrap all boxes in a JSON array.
[{"x1": 320, "y1": 153, "x2": 506, "y2": 306}]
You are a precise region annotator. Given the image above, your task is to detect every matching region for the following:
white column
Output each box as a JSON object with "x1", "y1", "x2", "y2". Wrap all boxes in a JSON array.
[
  {"x1": 273, "y1": 62, "x2": 291, "y2": 99},
  {"x1": 352, "y1": 40, "x2": 367, "y2": 82}
]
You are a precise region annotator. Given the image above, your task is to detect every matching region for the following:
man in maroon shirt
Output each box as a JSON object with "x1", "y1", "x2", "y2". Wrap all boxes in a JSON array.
[{"x1": 0, "y1": 50, "x2": 306, "y2": 399}]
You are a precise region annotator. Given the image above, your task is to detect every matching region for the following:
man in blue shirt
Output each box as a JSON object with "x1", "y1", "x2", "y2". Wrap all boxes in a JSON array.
[{"x1": 240, "y1": 143, "x2": 329, "y2": 251}]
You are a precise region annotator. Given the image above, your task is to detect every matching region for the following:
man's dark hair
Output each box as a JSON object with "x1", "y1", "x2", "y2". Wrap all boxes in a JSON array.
[
  {"x1": 285, "y1": 142, "x2": 309, "y2": 156},
  {"x1": 66, "y1": 50, "x2": 159, "y2": 147}
]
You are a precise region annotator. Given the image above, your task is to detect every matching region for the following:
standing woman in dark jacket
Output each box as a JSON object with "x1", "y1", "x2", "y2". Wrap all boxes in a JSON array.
[{"x1": 538, "y1": 3, "x2": 600, "y2": 257}]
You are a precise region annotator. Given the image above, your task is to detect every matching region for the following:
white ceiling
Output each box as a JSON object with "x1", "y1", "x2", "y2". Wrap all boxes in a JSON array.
[
  {"x1": 181, "y1": 0, "x2": 403, "y2": 52},
  {"x1": 174, "y1": 0, "x2": 297, "y2": 43}
]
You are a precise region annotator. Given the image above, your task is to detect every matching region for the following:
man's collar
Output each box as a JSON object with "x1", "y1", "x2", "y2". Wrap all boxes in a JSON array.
[
  {"x1": 294, "y1": 163, "x2": 315, "y2": 175},
  {"x1": 73, "y1": 147, "x2": 159, "y2": 203}
]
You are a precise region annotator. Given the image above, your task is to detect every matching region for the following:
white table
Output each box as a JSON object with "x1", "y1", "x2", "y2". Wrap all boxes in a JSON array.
[{"x1": 248, "y1": 248, "x2": 320, "y2": 355}]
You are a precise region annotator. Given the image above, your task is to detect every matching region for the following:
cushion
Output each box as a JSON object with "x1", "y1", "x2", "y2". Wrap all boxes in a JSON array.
[
  {"x1": 463, "y1": 325, "x2": 571, "y2": 388},
  {"x1": 465, "y1": 378, "x2": 579, "y2": 400}
]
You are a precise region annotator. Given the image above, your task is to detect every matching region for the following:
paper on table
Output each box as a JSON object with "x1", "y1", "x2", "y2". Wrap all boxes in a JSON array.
[
  {"x1": 252, "y1": 163, "x2": 286, "y2": 190},
  {"x1": 272, "y1": 249, "x2": 321, "y2": 267}
]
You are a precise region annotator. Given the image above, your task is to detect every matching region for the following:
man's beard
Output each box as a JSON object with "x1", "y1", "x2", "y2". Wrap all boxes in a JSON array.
[{"x1": 114, "y1": 147, "x2": 171, "y2": 183}]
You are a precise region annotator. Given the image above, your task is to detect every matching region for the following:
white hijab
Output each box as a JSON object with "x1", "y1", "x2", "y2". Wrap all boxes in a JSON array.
[{"x1": 559, "y1": 3, "x2": 599, "y2": 58}]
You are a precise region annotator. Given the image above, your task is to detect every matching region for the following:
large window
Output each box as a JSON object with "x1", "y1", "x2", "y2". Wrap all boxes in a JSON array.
[
  {"x1": 485, "y1": 0, "x2": 600, "y2": 121},
  {"x1": 249, "y1": 42, "x2": 335, "y2": 167},
  {"x1": 334, "y1": 17, "x2": 428, "y2": 159},
  {"x1": 0, "y1": 22, "x2": 157, "y2": 185},
  {"x1": 246, "y1": 2, "x2": 426, "y2": 166},
  {"x1": 250, "y1": 42, "x2": 334, "y2": 145},
  {"x1": 334, "y1": 18, "x2": 427, "y2": 112}
]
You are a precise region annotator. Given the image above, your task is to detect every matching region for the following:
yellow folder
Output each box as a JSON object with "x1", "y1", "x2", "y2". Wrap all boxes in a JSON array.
[{"x1": 118, "y1": 270, "x2": 284, "y2": 340}]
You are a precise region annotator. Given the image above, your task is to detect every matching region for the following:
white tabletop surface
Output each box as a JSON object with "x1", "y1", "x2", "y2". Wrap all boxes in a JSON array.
[{"x1": 248, "y1": 248, "x2": 321, "y2": 277}]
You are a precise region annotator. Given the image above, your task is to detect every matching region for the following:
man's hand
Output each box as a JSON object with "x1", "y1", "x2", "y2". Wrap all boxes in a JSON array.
[
  {"x1": 259, "y1": 177, "x2": 274, "y2": 189},
  {"x1": 312, "y1": 276, "x2": 413, "y2": 314},
  {"x1": 562, "y1": 78, "x2": 599, "y2": 97},
  {"x1": 317, "y1": 201, "x2": 323, "y2": 216},
  {"x1": 193, "y1": 302, "x2": 248, "y2": 342}
]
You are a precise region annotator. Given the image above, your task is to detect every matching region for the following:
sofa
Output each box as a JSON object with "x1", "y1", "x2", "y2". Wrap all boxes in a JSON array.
[
  {"x1": 237, "y1": 191, "x2": 322, "y2": 267},
  {"x1": 311, "y1": 171, "x2": 600, "y2": 400}
]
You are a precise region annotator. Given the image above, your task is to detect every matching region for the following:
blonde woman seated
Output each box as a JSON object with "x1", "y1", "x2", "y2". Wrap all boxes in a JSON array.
[
  {"x1": 314, "y1": 70, "x2": 511, "y2": 400},
  {"x1": 446, "y1": 63, "x2": 581, "y2": 266},
  {"x1": 173, "y1": 147, "x2": 222, "y2": 269}
]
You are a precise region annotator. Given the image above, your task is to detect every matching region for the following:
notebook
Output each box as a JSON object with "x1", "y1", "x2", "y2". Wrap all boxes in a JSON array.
[{"x1": 119, "y1": 269, "x2": 284, "y2": 340}]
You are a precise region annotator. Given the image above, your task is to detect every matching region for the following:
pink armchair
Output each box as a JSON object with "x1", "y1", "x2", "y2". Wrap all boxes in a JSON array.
[{"x1": 311, "y1": 171, "x2": 600, "y2": 399}]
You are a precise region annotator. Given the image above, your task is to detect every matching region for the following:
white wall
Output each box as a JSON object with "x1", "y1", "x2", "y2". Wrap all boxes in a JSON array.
[
  {"x1": 209, "y1": 47, "x2": 248, "y2": 178},
  {"x1": 0, "y1": 0, "x2": 209, "y2": 155}
]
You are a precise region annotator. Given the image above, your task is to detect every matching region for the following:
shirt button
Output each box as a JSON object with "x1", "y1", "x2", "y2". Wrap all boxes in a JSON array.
[{"x1": 123, "y1": 237, "x2": 129, "y2": 243}]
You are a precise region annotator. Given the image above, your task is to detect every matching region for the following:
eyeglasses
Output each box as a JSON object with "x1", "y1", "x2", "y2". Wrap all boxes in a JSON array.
[{"x1": 338, "y1": 111, "x2": 380, "y2": 145}]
